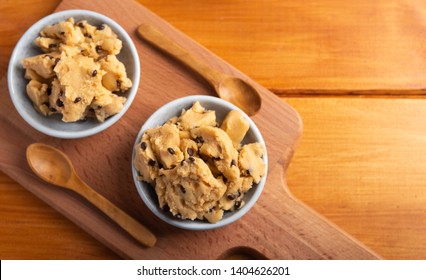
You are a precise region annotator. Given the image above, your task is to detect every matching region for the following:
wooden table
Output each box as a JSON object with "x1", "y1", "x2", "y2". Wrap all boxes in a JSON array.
[{"x1": 1, "y1": 0, "x2": 426, "y2": 259}]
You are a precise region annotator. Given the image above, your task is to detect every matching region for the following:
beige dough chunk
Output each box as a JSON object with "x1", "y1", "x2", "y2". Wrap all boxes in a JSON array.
[
  {"x1": 99, "y1": 55, "x2": 132, "y2": 92},
  {"x1": 26, "y1": 80, "x2": 49, "y2": 116},
  {"x1": 34, "y1": 37, "x2": 61, "y2": 53},
  {"x1": 25, "y1": 68, "x2": 45, "y2": 82},
  {"x1": 219, "y1": 177, "x2": 253, "y2": 211},
  {"x1": 93, "y1": 94, "x2": 126, "y2": 122},
  {"x1": 204, "y1": 206, "x2": 224, "y2": 223},
  {"x1": 21, "y1": 53, "x2": 59, "y2": 79},
  {"x1": 238, "y1": 143, "x2": 266, "y2": 184},
  {"x1": 191, "y1": 126, "x2": 240, "y2": 181},
  {"x1": 156, "y1": 157, "x2": 226, "y2": 222},
  {"x1": 146, "y1": 124, "x2": 184, "y2": 169},
  {"x1": 54, "y1": 53, "x2": 102, "y2": 122},
  {"x1": 134, "y1": 134, "x2": 160, "y2": 184},
  {"x1": 177, "y1": 101, "x2": 216, "y2": 130},
  {"x1": 180, "y1": 138, "x2": 198, "y2": 159},
  {"x1": 221, "y1": 110, "x2": 250, "y2": 149},
  {"x1": 76, "y1": 20, "x2": 122, "y2": 59},
  {"x1": 39, "y1": 18, "x2": 84, "y2": 46}
]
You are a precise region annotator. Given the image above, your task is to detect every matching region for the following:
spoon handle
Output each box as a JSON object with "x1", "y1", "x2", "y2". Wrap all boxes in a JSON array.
[
  {"x1": 69, "y1": 174, "x2": 156, "y2": 247},
  {"x1": 137, "y1": 24, "x2": 225, "y2": 88}
]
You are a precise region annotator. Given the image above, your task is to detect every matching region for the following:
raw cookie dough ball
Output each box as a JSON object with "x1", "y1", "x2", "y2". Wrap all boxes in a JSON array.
[
  {"x1": 53, "y1": 53, "x2": 102, "y2": 122},
  {"x1": 219, "y1": 177, "x2": 253, "y2": 211},
  {"x1": 135, "y1": 134, "x2": 160, "y2": 184},
  {"x1": 220, "y1": 110, "x2": 250, "y2": 149},
  {"x1": 146, "y1": 124, "x2": 184, "y2": 169},
  {"x1": 156, "y1": 157, "x2": 227, "y2": 222},
  {"x1": 99, "y1": 55, "x2": 132, "y2": 92},
  {"x1": 238, "y1": 143, "x2": 266, "y2": 184},
  {"x1": 177, "y1": 101, "x2": 216, "y2": 130},
  {"x1": 21, "y1": 53, "x2": 59, "y2": 79},
  {"x1": 191, "y1": 126, "x2": 240, "y2": 181},
  {"x1": 26, "y1": 80, "x2": 49, "y2": 116},
  {"x1": 39, "y1": 18, "x2": 84, "y2": 46}
]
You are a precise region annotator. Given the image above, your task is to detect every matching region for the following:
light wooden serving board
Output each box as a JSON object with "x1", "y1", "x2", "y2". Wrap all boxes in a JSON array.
[{"x1": 0, "y1": 0, "x2": 380, "y2": 259}]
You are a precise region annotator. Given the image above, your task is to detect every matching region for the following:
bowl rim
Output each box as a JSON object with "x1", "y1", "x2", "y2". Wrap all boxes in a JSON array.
[
  {"x1": 7, "y1": 9, "x2": 140, "y2": 139},
  {"x1": 131, "y1": 95, "x2": 268, "y2": 230}
]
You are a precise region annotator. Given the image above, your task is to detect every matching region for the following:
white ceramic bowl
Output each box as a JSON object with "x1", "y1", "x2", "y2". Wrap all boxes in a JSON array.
[
  {"x1": 132, "y1": 95, "x2": 268, "y2": 230},
  {"x1": 7, "y1": 9, "x2": 140, "y2": 138}
]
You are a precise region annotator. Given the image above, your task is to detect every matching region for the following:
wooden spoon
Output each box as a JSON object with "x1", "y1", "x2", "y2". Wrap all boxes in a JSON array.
[
  {"x1": 137, "y1": 24, "x2": 262, "y2": 116},
  {"x1": 26, "y1": 143, "x2": 156, "y2": 248}
]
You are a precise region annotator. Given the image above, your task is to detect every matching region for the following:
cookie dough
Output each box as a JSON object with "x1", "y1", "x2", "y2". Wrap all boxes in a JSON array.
[
  {"x1": 220, "y1": 109, "x2": 250, "y2": 149},
  {"x1": 20, "y1": 17, "x2": 132, "y2": 122},
  {"x1": 134, "y1": 101, "x2": 266, "y2": 223}
]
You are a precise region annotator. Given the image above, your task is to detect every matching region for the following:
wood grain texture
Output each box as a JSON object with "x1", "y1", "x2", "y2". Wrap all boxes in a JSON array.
[
  {"x1": 285, "y1": 98, "x2": 426, "y2": 260},
  {"x1": 138, "y1": 0, "x2": 426, "y2": 90},
  {"x1": 1, "y1": 0, "x2": 426, "y2": 260},
  {"x1": 0, "y1": 0, "x2": 380, "y2": 260}
]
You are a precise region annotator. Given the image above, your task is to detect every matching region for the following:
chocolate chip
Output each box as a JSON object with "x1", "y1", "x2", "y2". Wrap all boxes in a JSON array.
[
  {"x1": 175, "y1": 213, "x2": 182, "y2": 219},
  {"x1": 180, "y1": 185, "x2": 186, "y2": 194},
  {"x1": 195, "y1": 136, "x2": 204, "y2": 143},
  {"x1": 84, "y1": 33, "x2": 92, "y2": 38},
  {"x1": 54, "y1": 58, "x2": 60, "y2": 67},
  {"x1": 46, "y1": 87, "x2": 52, "y2": 96},
  {"x1": 227, "y1": 193, "x2": 237, "y2": 200},
  {"x1": 77, "y1": 22, "x2": 85, "y2": 28},
  {"x1": 231, "y1": 159, "x2": 236, "y2": 167},
  {"x1": 235, "y1": 201, "x2": 242, "y2": 209},
  {"x1": 188, "y1": 157, "x2": 195, "y2": 163},
  {"x1": 74, "y1": 97, "x2": 81, "y2": 103},
  {"x1": 162, "y1": 204, "x2": 170, "y2": 212},
  {"x1": 95, "y1": 45, "x2": 103, "y2": 53},
  {"x1": 92, "y1": 70, "x2": 97, "y2": 77},
  {"x1": 148, "y1": 159, "x2": 156, "y2": 166},
  {"x1": 141, "y1": 142, "x2": 147, "y2": 150},
  {"x1": 48, "y1": 43, "x2": 57, "y2": 49},
  {"x1": 187, "y1": 148, "x2": 194, "y2": 156},
  {"x1": 96, "y1": 24, "x2": 105, "y2": 30},
  {"x1": 56, "y1": 99, "x2": 64, "y2": 107},
  {"x1": 167, "y1": 147, "x2": 175, "y2": 155}
]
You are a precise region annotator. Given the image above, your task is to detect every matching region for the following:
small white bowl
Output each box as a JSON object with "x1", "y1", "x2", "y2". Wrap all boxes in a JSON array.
[
  {"x1": 7, "y1": 9, "x2": 140, "y2": 138},
  {"x1": 132, "y1": 95, "x2": 268, "y2": 230}
]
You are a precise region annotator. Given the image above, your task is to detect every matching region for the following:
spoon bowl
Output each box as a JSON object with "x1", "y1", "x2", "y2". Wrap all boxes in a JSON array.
[
  {"x1": 218, "y1": 77, "x2": 262, "y2": 116},
  {"x1": 27, "y1": 143, "x2": 75, "y2": 187},
  {"x1": 26, "y1": 143, "x2": 156, "y2": 247},
  {"x1": 137, "y1": 24, "x2": 262, "y2": 116}
]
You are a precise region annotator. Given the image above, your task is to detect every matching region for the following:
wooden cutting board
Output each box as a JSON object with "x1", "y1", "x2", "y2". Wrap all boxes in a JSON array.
[{"x1": 0, "y1": 0, "x2": 380, "y2": 259}]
